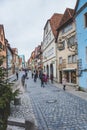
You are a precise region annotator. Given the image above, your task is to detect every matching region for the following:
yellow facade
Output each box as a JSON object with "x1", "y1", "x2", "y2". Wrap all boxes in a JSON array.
[{"x1": 57, "y1": 22, "x2": 78, "y2": 85}]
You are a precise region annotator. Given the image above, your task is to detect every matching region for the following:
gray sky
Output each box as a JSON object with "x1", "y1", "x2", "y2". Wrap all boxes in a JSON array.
[{"x1": 0, "y1": 0, "x2": 76, "y2": 61}]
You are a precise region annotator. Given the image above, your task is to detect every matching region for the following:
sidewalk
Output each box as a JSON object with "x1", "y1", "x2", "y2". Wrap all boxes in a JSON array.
[
  {"x1": 7, "y1": 80, "x2": 37, "y2": 130},
  {"x1": 53, "y1": 82, "x2": 87, "y2": 101}
]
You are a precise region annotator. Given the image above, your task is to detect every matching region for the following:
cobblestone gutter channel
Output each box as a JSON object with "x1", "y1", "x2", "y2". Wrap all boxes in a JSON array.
[
  {"x1": 30, "y1": 97, "x2": 49, "y2": 130},
  {"x1": 7, "y1": 92, "x2": 38, "y2": 130}
]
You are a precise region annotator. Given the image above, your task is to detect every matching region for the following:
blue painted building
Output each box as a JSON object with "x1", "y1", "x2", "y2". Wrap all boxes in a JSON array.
[{"x1": 75, "y1": 0, "x2": 87, "y2": 88}]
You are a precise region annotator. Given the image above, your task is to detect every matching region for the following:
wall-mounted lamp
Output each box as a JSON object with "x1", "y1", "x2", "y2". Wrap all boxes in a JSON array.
[{"x1": 67, "y1": 38, "x2": 78, "y2": 53}]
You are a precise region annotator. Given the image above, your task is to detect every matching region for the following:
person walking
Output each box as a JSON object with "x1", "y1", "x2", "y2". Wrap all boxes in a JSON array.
[
  {"x1": 32, "y1": 72, "x2": 34, "y2": 78},
  {"x1": 62, "y1": 75, "x2": 67, "y2": 91},
  {"x1": 44, "y1": 73, "x2": 48, "y2": 84},
  {"x1": 34, "y1": 71, "x2": 38, "y2": 82},
  {"x1": 16, "y1": 72, "x2": 18, "y2": 80},
  {"x1": 40, "y1": 73, "x2": 45, "y2": 87},
  {"x1": 21, "y1": 74, "x2": 25, "y2": 86}
]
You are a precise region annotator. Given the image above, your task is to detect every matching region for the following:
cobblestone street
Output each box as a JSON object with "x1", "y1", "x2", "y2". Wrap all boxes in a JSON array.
[
  {"x1": 26, "y1": 72, "x2": 87, "y2": 130},
  {"x1": 7, "y1": 71, "x2": 87, "y2": 130}
]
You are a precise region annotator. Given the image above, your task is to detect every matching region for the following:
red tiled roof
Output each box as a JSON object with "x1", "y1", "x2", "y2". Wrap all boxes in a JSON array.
[
  {"x1": 49, "y1": 13, "x2": 63, "y2": 38},
  {"x1": 12, "y1": 48, "x2": 17, "y2": 54},
  {"x1": 58, "y1": 8, "x2": 75, "y2": 30}
]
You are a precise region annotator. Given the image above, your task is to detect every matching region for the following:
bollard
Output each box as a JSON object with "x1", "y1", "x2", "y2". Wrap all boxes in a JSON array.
[{"x1": 14, "y1": 97, "x2": 21, "y2": 105}]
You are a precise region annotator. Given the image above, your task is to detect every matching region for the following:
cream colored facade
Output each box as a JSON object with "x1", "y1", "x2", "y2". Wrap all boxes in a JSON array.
[
  {"x1": 57, "y1": 22, "x2": 78, "y2": 84},
  {"x1": 42, "y1": 22, "x2": 57, "y2": 81}
]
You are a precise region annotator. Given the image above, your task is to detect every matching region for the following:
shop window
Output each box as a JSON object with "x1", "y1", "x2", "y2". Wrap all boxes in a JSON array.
[{"x1": 71, "y1": 71, "x2": 76, "y2": 84}]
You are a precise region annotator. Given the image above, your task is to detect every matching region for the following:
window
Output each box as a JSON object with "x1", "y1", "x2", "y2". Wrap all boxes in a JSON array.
[
  {"x1": 67, "y1": 35, "x2": 75, "y2": 48},
  {"x1": 59, "y1": 57, "x2": 62, "y2": 64},
  {"x1": 68, "y1": 56, "x2": 72, "y2": 63},
  {"x1": 48, "y1": 32, "x2": 51, "y2": 42},
  {"x1": 72, "y1": 55, "x2": 77, "y2": 63},
  {"x1": 61, "y1": 41, "x2": 65, "y2": 50},
  {"x1": 58, "y1": 40, "x2": 65, "y2": 51},
  {"x1": 47, "y1": 47, "x2": 54, "y2": 57},
  {"x1": 84, "y1": 13, "x2": 87, "y2": 28},
  {"x1": 68, "y1": 55, "x2": 77, "y2": 63}
]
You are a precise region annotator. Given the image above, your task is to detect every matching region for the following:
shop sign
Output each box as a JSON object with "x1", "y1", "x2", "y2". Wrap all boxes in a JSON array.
[{"x1": 77, "y1": 59, "x2": 82, "y2": 76}]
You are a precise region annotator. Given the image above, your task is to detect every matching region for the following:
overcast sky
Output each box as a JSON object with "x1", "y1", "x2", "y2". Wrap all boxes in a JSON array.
[{"x1": 0, "y1": 0, "x2": 76, "y2": 61}]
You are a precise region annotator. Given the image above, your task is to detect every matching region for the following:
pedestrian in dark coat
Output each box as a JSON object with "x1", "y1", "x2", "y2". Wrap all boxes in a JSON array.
[
  {"x1": 16, "y1": 72, "x2": 18, "y2": 80},
  {"x1": 21, "y1": 74, "x2": 25, "y2": 86},
  {"x1": 40, "y1": 73, "x2": 45, "y2": 87},
  {"x1": 32, "y1": 72, "x2": 34, "y2": 78},
  {"x1": 34, "y1": 71, "x2": 38, "y2": 82}
]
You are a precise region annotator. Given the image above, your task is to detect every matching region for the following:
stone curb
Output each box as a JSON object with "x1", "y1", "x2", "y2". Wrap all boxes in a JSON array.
[
  {"x1": 8, "y1": 118, "x2": 25, "y2": 127},
  {"x1": 7, "y1": 117, "x2": 38, "y2": 130}
]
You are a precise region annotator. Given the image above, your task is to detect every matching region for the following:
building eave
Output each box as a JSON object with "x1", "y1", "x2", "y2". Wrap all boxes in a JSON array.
[{"x1": 75, "y1": 3, "x2": 87, "y2": 17}]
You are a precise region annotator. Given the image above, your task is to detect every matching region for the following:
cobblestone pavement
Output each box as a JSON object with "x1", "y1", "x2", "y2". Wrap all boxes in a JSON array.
[
  {"x1": 7, "y1": 71, "x2": 37, "y2": 130},
  {"x1": 26, "y1": 73, "x2": 87, "y2": 130},
  {"x1": 7, "y1": 92, "x2": 37, "y2": 130}
]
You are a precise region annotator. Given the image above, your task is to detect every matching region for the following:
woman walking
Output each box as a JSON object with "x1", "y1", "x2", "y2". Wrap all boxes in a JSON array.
[{"x1": 62, "y1": 75, "x2": 67, "y2": 91}]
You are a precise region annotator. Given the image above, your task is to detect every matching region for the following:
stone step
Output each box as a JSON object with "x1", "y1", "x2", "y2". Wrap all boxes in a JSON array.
[
  {"x1": 8, "y1": 117, "x2": 25, "y2": 127},
  {"x1": 7, "y1": 125, "x2": 25, "y2": 130}
]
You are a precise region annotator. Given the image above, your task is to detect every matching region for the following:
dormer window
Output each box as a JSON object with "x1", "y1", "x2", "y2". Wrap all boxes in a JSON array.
[
  {"x1": 84, "y1": 12, "x2": 87, "y2": 28},
  {"x1": 58, "y1": 40, "x2": 65, "y2": 51}
]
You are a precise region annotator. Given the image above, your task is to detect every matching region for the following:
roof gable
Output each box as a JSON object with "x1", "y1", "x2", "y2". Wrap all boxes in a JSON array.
[
  {"x1": 49, "y1": 13, "x2": 63, "y2": 38},
  {"x1": 58, "y1": 8, "x2": 74, "y2": 30}
]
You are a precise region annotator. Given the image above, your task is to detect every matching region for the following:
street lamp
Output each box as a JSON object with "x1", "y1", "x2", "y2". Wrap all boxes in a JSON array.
[
  {"x1": 67, "y1": 38, "x2": 78, "y2": 53},
  {"x1": 57, "y1": 36, "x2": 78, "y2": 53}
]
